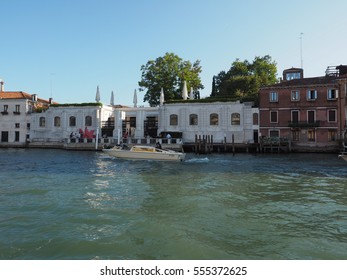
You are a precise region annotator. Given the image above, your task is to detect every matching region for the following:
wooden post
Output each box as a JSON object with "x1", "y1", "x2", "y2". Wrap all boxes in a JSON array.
[
  {"x1": 207, "y1": 135, "x2": 211, "y2": 153},
  {"x1": 203, "y1": 135, "x2": 207, "y2": 154},
  {"x1": 198, "y1": 135, "x2": 201, "y2": 154},
  {"x1": 224, "y1": 136, "x2": 227, "y2": 153},
  {"x1": 232, "y1": 134, "x2": 235, "y2": 156}
]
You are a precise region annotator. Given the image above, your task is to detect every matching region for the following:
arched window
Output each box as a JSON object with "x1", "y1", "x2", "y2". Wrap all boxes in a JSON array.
[
  {"x1": 253, "y1": 113, "x2": 258, "y2": 125},
  {"x1": 210, "y1": 113, "x2": 218, "y2": 125},
  {"x1": 39, "y1": 117, "x2": 45, "y2": 127},
  {"x1": 54, "y1": 116, "x2": 61, "y2": 127},
  {"x1": 170, "y1": 114, "x2": 178, "y2": 126},
  {"x1": 189, "y1": 114, "x2": 198, "y2": 125},
  {"x1": 231, "y1": 113, "x2": 240, "y2": 125},
  {"x1": 69, "y1": 116, "x2": 76, "y2": 127},
  {"x1": 85, "y1": 116, "x2": 92, "y2": 126}
]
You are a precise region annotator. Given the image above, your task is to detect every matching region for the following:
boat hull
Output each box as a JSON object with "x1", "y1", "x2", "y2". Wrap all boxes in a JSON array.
[
  {"x1": 338, "y1": 154, "x2": 347, "y2": 161},
  {"x1": 103, "y1": 147, "x2": 185, "y2": 162}
]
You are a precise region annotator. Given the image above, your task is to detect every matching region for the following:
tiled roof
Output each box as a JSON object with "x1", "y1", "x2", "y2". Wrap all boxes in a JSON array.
[
  {"x1": 0, "y1": 91, "x2": 32, "y2": 99},
  {"x1": 0, "y1": 91, "x2": 51, "y2": 103}
]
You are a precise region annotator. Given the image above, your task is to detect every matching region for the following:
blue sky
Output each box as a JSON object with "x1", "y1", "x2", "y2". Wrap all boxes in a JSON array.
[{"x1": 1, "y1": 0, "x2": 347, "y2": 106}]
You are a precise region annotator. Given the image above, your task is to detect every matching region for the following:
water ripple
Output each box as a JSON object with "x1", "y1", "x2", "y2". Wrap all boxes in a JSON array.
[{"x1": 1, "y1": 149, "x2": 347, "y2": 259}]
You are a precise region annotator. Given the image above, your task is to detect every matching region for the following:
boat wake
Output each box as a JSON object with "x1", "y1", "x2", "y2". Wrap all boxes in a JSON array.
[{"x1": 185, "y1": 157, "x2": 210, "y2": 163}]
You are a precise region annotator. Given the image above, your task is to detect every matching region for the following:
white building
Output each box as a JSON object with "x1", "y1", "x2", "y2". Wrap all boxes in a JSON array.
[
  {"x1": 158, "y1": 101, "x2": 259, "y2": 143},
  {"x1": 30, "y1": 104, "x2": 114, "y2": 144},
  {"x1": 29, "y1": 101, "x2": 259, "y2": 146},
  {"x1": 0, "y1": 80, "x2": 260, "y2": 149},
  {"x1": 0, "y1": 85, "x2": 51, "y2": 146},
  {"x1": 113, "y1": 106, "x2": 159, "y2": 143}
]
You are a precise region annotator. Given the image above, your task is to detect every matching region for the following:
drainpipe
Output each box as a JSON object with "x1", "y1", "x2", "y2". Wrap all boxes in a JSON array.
[{"x1": 337, "y1": 80, "x2": 346, "y2": 146}]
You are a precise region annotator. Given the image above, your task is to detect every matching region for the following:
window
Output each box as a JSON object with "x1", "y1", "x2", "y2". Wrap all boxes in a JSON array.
[
  {"x1": 327, "y1": 89, "x2": 338, "y2": 100},
  {"x1": 130, "y1": 117, "x2": 136, "y2": 127},
  {"x1": 15, "y1": 131, "x2": 20, "y2": 142},
  {"x1": 69, "y1": 116, "x2": 76, "y2": 127},
  {"x1": 269, "y1": 130, "x2": 279, "y2": 137},
  {"x1": 1, "y1": 131, "x2": 9, "y2": 142},
  {"x1": 291, "y1": 110, "x2": 299, "y2": 123},
  {"x1": 292, "y1": 130, "x2": 299, "y2": 141},
  {"x1": 85, "y1": 116, "x2": 92, "y2": 126},
  {"x1": 15, "y1": 123, "x2": 20, "y2": 128},
  {"x1": 307, "y1": 90, "x2": 317, "y2": 100},
  {"x1": 286, "y1": 72, "x2": 301, "y2": 80},
  {"x1": 54, "y1": 116, "x2": 61, "y2": 127},
  {"x1": 210, "y1": 113, "x2": 219, "y2": 125},
  {"x1": 270, "y1": 111, "x2": 278, "y2": 123},
  {"x1": 170, "y1": 114, "x2": 178, "y2": 126},
  {"x1": 15, "y1": 105, "x2": 20, "y2": 114},
  {"x1": 231, "y1": 113, "x2": 240, "y2": 125},
  {"x1": 328, "y1": 130, "x2": 337, "y2": 141},
  {"x1": 328, "y1": 110, "x2": 336, "y2": 122},
  {"x1": 253, "y1": 113, "x2": 258, "y2": 125},
  {"x1": 308, "y1": 129, "x2": 316, "y2": 141},
  {"x1": 189, "y1": 114, "x2": 198, "y2": 125},
  {"x1": 307, "y1": 110, "x2": 315, "y2": 123},
  {"x1": 291, "y1": 90, "x2": 300, "y2": 101},
  {"x1": 2, "y1": 105, "x2": 8, "y2": 114},
  {"x1": 39, "y1": 117, "x2": 46, "y2": 127},
  {"x1": 270, "y1": 92, "x2": 278, "y2": 102}
]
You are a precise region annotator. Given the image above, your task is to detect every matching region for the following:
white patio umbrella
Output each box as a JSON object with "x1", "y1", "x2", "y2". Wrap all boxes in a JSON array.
[
  {"x1": 160, "y1": 88, "x2": 164, "y2": 106},
  {"x1": 133, "y1": 89, "x2": 137, "y2": 107},
  {"x1": 182, "y1": 81, "x2": 188, "y2": 100},
  {"x1": 95, "y1": 86, "x2": 100, "y2": 102},
  {"x1": 189, "y1": 87, "x2": 194, "y2": 99},
  {"x1": 110, "y1": 91, "x2": 114, "y2": 105}
]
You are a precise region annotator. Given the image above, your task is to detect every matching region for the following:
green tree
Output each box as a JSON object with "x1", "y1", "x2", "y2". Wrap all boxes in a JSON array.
[
  {"x1": 212, "y1": 55, "x2": 278, "y2": 99},
  {"x1": 139, "y1": 53, "x2": 204, "y2": 106}
]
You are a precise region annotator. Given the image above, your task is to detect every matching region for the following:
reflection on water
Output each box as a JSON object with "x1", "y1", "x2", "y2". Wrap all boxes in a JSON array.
[{"x1": 0, "y1": 149, "x2": 347, "y2": 259}]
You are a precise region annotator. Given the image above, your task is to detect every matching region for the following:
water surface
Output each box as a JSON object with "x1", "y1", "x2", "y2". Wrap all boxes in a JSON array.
[{"x1": 0, "y1": 149, "x2": 346, "y2": 259}]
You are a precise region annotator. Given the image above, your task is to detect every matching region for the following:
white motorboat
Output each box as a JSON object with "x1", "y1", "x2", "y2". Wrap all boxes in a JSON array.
[
  {"x1": 103, "y1": 145, "x2": 186, "y2": 162},
  {"x1": 338, "y1": 154, "x2": 347, "y2": 161},
  {"x1": 338, "y1": 144, "x2": 347, "y2": 161}
]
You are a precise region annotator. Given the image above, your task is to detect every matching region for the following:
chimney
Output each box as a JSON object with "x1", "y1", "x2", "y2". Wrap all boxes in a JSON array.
[
  {"x1": 49, "y1": 98, "x2": 53, "y2": 104},
  {"x1": 0, "y1": 80, "x2": 4, "y2": 92},
  {"x1": 32, "y1": 94, "x2": 37, "y2": 102}
]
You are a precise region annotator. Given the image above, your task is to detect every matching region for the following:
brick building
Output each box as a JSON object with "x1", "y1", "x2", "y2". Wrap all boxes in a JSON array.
[{"x1": 259, "y1": 66, "x2": 347, "y2": 152}]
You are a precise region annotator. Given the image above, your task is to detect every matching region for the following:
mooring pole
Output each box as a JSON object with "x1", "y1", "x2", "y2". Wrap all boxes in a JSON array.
[{"x1": 232, "y1": 134, "x2": 235, "y2": 156}]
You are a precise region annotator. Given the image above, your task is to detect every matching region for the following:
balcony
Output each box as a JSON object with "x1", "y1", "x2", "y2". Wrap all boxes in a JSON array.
[
  {"x1": 1, "y1": 111, "x2": 9, "y2": 115},
  {"x1": 13, "y1": 111, "x2": 21, "y2": 115},
  {"x1": 288, "y1": 121, "x2": 320, "y2": 128}
]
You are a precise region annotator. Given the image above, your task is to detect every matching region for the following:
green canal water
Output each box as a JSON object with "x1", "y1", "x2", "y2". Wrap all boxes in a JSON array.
[{"x1": 0, "y1": 149, "x2": 346, "y2": 259}]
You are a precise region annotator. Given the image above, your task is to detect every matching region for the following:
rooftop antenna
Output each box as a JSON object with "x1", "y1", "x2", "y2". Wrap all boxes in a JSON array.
[{"x1": 300, "y1": 32, "x2": 304, "y2": 69}]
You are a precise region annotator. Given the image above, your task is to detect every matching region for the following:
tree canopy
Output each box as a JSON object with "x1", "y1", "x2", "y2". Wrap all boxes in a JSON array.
[
  {"x1": 211, "y1": 55, "x2": 278, "y2": 100},
  {"x1": 139, "y1": 53, "x2": 204, "y2": 106}
]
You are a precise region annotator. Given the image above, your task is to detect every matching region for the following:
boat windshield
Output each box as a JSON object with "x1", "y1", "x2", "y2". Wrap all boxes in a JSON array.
[{"x1": 131, "y1": 146, "x2": 155, "y2": 152}]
